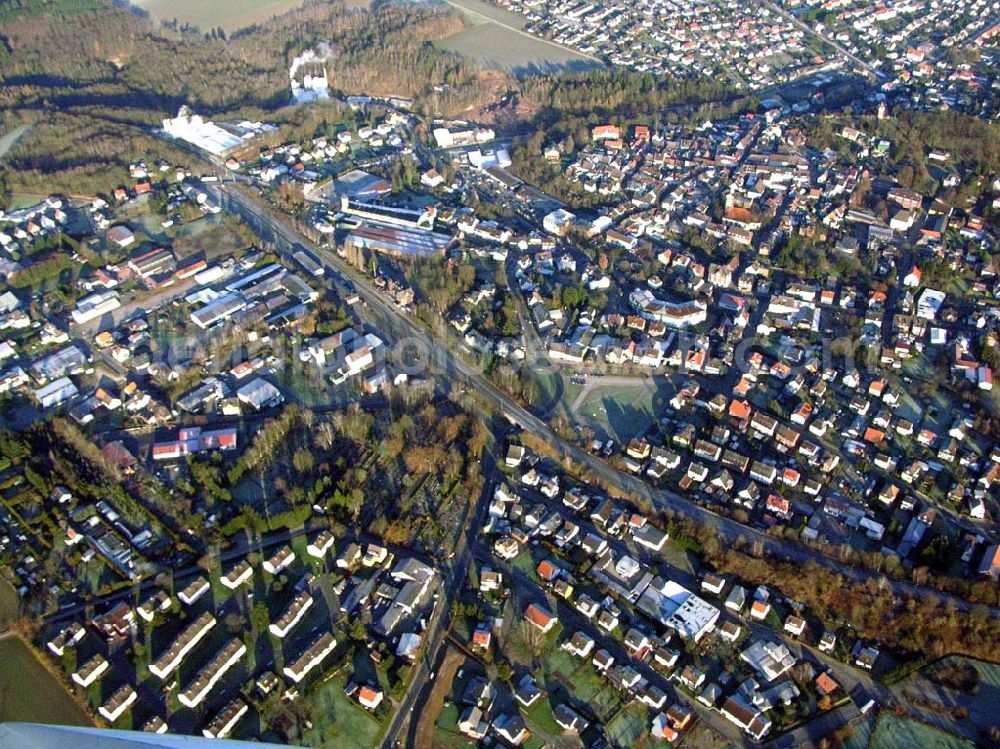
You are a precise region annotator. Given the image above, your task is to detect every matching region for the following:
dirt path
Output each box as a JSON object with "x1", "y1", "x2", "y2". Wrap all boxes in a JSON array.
[{"x1": 413, "y1": 645, "x2": 465, "y2": 749}]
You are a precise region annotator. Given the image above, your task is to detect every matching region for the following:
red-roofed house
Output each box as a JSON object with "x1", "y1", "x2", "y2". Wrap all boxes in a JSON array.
[
  {"x1": 903, "y1": 266, "x2": 922, "y2": 288},
  {"x1": 537, "y1": 560, "x2": 561, "y2": 583},
  {"x1": 525, "y1": 603, "x2": 558, "y2": 633},
  {"x1": 592, "y1": 125, "x2": 621, "y2": 141},
  {"x1": 815, "y1": 672, "x2": 839, "y2": 696},
  {"x1": 766, "y1": 495, "x2": 791, "y2": 519},
  {"x1": 358, "y1": 686, "x2": 384, "y2": 710}
]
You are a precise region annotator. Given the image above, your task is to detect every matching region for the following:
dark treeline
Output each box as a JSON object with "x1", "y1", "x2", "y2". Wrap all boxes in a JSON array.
[
  {"x1": 0, "y1": 0, "x2": 485, "y2": 113},
  {"x1": 521, "y1": 70, "x2": 749, "y2": 122},
  {"x1": 0, "y1": 0, "x2": 497, "y2": 197}
]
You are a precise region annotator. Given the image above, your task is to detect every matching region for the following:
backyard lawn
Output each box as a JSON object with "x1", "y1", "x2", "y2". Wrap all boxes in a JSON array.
[{"x1": 605, "y1": 702, "x2": 648, "y2": 748}]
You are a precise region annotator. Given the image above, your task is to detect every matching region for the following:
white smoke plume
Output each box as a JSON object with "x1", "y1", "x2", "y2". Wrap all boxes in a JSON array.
[{"x1": 289, "y1": 43, "x2": 335, "y2": 82}]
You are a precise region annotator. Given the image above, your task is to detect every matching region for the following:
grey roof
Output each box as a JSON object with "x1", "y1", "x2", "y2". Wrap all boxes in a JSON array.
[{"x1": 0, "y1": 723, "x2": 290, "y2": 748}]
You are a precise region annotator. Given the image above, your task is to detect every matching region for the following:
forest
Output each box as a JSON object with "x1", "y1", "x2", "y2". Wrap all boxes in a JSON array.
[
  {"x1": 520, "y1": 69, "x2": 755, "y2": 124},
  {"x1": 0, "y1": 0, "x2": 495, "y2": 199}
]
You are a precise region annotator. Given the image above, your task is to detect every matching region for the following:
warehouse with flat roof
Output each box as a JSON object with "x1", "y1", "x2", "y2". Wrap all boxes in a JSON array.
[{"x1": 345, "y1": 224, "x2": 452, "y2": 258}]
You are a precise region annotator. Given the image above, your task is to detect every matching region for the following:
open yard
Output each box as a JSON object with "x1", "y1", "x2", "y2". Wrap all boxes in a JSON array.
[
  {"x1": 605, "y1": 702, "x2": 648, "y2": 748},
  {"x1": 130, "y1": 0, "x2": 307, "y2": 32},
  {"x1": 6, "y1": 193, "x2": 46, "y2": 210},
  {"x1": 301, "y1": 672, "x2": 382, "y2": 749},
  {"x1": 0, "y1": 636, "x2": 93, "y2": 726},
  {"x1": 433, "y1": 702, "x2": 477, "y2": 749}
]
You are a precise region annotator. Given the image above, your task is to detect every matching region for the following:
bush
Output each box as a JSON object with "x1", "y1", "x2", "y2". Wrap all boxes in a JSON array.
[{"x1": 931, "y1": 661, "x2": 981, "y2": 693}]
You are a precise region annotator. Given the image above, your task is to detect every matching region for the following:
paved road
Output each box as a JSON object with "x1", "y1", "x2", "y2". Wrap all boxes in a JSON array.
[
  {"x1": 213, "y1": 182, "x2": 998, "y2": 620},
  {"x1": 765, "y1": 0, "x2": 881, "y2": 80},
  {"x1": 380, "y1": 442, "x2": 500, "y2": 749},
  {"x1": 41, "y1": 522, "x2": 320, "y2": 627},
  {"x1": 71, "y1": 276, "x2": 201, "y2": 337}
]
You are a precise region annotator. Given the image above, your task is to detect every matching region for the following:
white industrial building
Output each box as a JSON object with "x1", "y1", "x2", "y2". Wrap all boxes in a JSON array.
[
  {"x1": 162, "y1": 107, "x2": 244, "y2": 156},
  {"x1": 637, "y1": 577, "x2": 719, "y2": 641},
  {"x1": 432, "y1": 126, "x2": 495, "y2": 149},
  {"x1": 543, "y1": 208, "x2": 576, "y2": 237},
  {"x1": 236, "y1": 378, "x2": 283, "y2": 410},
  {"x1": 34, "y1": 377, "x2": 78, "y2": 410},
  {"x1": 71, "y1": 290, "x2": 120, "y2": 325},
  {"x1": 190, "y1": 292, "x2": 246, "y2": 329}
]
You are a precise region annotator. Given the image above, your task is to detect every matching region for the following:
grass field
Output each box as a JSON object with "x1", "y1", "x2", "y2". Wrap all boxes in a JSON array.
[
  {"x1": 0, "y1": 578, "x2": 22, "y2": 629},
  {"x1": 605, "y1": 703, "x2": 648, "y2": 748},
  {"x1": 0, "y1": 636, "x2": 93, "y2": 726},
  {"x1": 570, "y1": 381, "x2": 660, "y2": 442},
  {"x1": 869, "y1": 711, "x2": 973, "y2": 749},
  {"x1": 6, "y1": 193, "x2": 46, "y2": 210},
  {"x1": 526, "y1": 369, "x2": 562, "y2": 414},
  {"x1": 523, "y1": 692, "x2": 562, "y2": 735},
  {"x1": 891, "y1": 657, "x2": 1000, "y2": 743},
  {"x1": 0, "y1": 125, "x2": 30, "y2": 160},
  {"x1": 302, "y1": 673, "x2": 382, "y2": 749},
  {"x1": 131, "y1": 0, "x2": 306, "y2": 32},
  {"x1": 838, "y1": 716, "x2": 875, "y2": 749}
]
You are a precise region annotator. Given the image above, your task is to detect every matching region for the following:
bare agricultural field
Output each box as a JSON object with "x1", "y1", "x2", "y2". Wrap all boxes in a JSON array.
[
  {"x1": 680, "y1": 722, "x2": 742, "y2": 749},
  {"x1": 434, "y1": 0, "x2": 600, "y2": 73},
  {"x1": 130, "y1": 0, "x2": 306, "y2": 32},
  {"x1": 436, "y1": 0, "x2": 531, "y2": 28},
  {"x1": 0, "y1": 636, "x2": 93, "y2": 726},
  {"x1": 440, "y1": 24, "x2": 599, "y2": 73},
  {"x1": 415, "y1": 645, "x2": 465, "y2": 749}
]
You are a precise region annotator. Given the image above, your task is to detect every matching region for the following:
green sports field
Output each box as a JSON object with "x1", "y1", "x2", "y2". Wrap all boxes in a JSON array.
[{"x1": 571, "y1": 382, "x2": 659, "y2": 442}]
